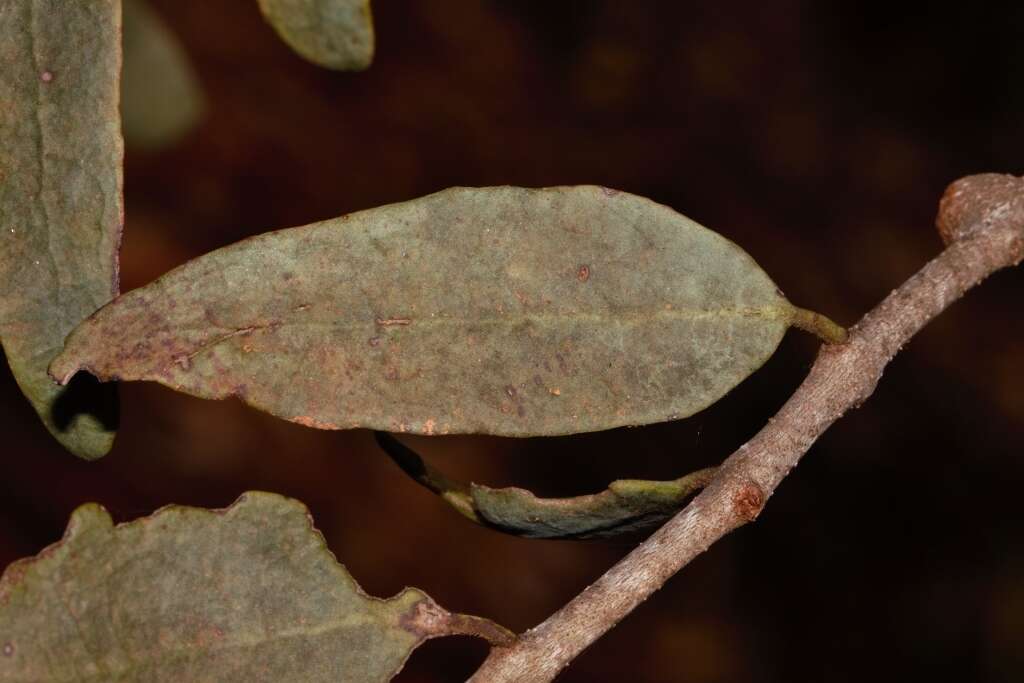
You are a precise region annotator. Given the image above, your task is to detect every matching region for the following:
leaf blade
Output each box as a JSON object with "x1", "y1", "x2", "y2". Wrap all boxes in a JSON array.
[
  {"x1": 0, "y1": 0, "x2": 122, "y2": 458},
  {"x1": 472, "y1": 473, "x2": 715, "y2": 539},
  {"x1": 0, "y1": 492, "x2": 510, "y2": 682},
  {"x1": 51, "y1": 186, "x2": 801, "y2": 436},
  {"x1": 258, "y1": 0, "x2": 375, "y2": 70}
]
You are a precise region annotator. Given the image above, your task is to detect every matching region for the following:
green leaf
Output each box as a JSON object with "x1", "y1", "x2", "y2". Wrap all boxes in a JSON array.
[
  {"x1": 258, "y1": 0, "x2": 374, "y2": 71},
  {"x1": 375, "y1": 432, "x2": 715, "y2": 539},
  {"x1": 473, "y1": 476, "x2": 714, "y2": 539},
  {"x1": 0, "y1": 492, "x2": 511, "y2": 682},
  {"x1": 122, "y1": 0, "x2": 205, "y2": 150},
  {"x1": 50, "y1": 186, "x2": 844, "y2": 437},
  {"x1": 0, "y1": 0, "x2": 122, "y2": 458}
]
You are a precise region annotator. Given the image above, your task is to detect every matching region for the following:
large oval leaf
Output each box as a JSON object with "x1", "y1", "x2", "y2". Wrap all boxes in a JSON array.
[
  {"x1": 258, "y1": 0, "x2": 374, "y2": 71},
  {"x1": 0, "y1": 492, "x2": 510, "y2": 682},
  {"x1": 0, "y1": 0, "x2": 121, "y2": 458},
  {"x1": 50, "y1": 186, "x2": 842, "y2": 437}
]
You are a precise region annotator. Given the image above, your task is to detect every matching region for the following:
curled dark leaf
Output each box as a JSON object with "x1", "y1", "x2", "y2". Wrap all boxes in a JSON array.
[{"x1": 375, "y1": 432, "x2": 715, "y2": 540}]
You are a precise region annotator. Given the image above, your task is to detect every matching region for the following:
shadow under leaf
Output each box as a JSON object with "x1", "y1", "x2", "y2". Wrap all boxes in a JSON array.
[{"x1": 51, "y1": 373, "x2": 119, "y2": 434}]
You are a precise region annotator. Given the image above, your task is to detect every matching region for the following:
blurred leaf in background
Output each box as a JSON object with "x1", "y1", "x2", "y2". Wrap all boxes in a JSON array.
[
  {"x1": 122, "y1": 0, "x2": 205, "y2": 150},
  {"x1": 258, "y1": 0, "x2": 374, "y2": 70}
]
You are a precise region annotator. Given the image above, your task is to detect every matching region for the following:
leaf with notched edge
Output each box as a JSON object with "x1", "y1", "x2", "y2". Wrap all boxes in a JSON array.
[
  {"x1": 0, "y1": 0, "x2": 122, "y2": 458},
  {"x1": 258, "y1": 0, "x2": 374, "y2": 71},
  {"x1": 50, "y1": 186, "x2": 845, "y2": 437},
  {"x1": 0, "y1": 492, "x2": 511, "y2": 682}
]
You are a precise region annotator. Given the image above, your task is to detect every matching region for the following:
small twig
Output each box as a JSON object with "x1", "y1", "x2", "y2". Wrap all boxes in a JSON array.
[
  {"x1": 374, "y1": 432, "x2": 480, "y2": 522},
  {"x1": 469, "y1": 174, "x2": 1024, "y2": 682},
  {"x1": 789, "y1": 305, "x2": 848, "y2": 344}
]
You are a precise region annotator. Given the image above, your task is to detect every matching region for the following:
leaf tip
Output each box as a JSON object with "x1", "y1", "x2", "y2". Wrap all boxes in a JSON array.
[
  {"x1": 53, "y1": 428, "x2": 115, "y2": 462},
  {"x1": 66, "y1": 502, "x2": 115, "y2": 538},
  {"x1": 46, "y1": 353, "x2": 79, "y2": 387}
]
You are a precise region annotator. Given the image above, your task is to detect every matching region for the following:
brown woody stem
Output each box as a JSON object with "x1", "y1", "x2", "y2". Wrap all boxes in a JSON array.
[{"x1": 469, "y1": 173, "x2": 1024, "y2": 682}]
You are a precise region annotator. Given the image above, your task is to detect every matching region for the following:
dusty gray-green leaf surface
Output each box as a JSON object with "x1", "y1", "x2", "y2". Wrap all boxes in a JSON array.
[
  {"x1": 472, "y1": 474, "x2": 715, "y2": 539},
  {"x1": 0, "y1": 0, "x2": 121, "y2": 458},
  {"x1": 51, "y1": 186, "x2": 814, "y2": 437},
  {"x1": 122, "y1": 0, "x2": 205, "y2": 150},
  {"x1": 376, "y1": 431, "x2": 715, "y2": 539},
  {"x1": 258, "y1": 0, "x2": 374, "y2": 70},
  {"x1": 0, "y1": 492, "x2": 510, "y2": 682}
]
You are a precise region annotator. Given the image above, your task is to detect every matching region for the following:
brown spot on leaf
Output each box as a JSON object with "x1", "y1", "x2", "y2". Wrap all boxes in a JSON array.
[
  {"x1": 368, "y1": 336, "x2": 381, "y2": 347},
  {"x1": 577, "y1": 264, "x2": 590, "y2": 282},
  {"x1": 293, "y1": 415, "x2": 335, "y2": 429},
  {"x1": 2, "y1": 642, "x2": 12, "y2": 656},
  {"x1": 399, "y1": 598, "x2": 450, "y2": 639},
  {"x1": 376, "y1": 317, "x2": 411, "y2": 327},
  {"x1": 40, "y1": 70, "x2": 53, "y2": 83},
  {"x1": 555, "y1": 353, "x2": 569, "y2": 374}
]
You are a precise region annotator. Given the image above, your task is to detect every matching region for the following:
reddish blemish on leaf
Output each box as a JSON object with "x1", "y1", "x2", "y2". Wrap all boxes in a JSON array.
[
  {"x1": 376, "y1": 317, "x2": 411, "y2": 326},
  {"x1": 293, "y1": 415, "x2": 335, "y2": 429}
]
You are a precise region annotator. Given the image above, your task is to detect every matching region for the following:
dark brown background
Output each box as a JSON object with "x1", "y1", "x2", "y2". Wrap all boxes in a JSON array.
[{"x1": 3, "y1": 2, "x2": 1023, "y2": 681}]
